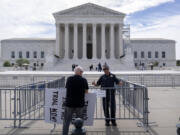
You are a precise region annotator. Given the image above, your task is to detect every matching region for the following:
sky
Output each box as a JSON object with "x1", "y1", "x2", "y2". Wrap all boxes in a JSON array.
[{"x1": 0, "y1": 0, "x2": 179, "y2": 59}]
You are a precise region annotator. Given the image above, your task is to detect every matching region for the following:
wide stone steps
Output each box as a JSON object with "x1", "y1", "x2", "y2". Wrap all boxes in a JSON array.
[{"x1": 44, "y1": 47, "x2": 135, "y2": 71}]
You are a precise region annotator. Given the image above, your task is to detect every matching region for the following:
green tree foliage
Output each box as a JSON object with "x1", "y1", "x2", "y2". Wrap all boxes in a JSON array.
[
  {"x1": 16, "y1": 59, "x2": 29, "y2": 67},
  {"x1": 153, "y1": 61, "x2": 159, "y2": 67},
  {"x1": 177, "y1": 60, "x2": 180, "y2": 66},
  {"x1": 3, "y1": 61, "x2": 11, "y2": 67}
]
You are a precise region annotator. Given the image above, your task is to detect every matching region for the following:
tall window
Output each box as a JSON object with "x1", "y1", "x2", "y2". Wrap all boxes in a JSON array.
[
  {"x1": 141, "y1": 51, "x2": 144, "y2": 58},
  {"x1": 19, "y1": 51, "x2": 22, "y2": 58},
  {"x1": 11, "y1": 51, "x2": 15, "y2": 58},
  {"x1": 26, "y1": 51, "x2": 30, "y2": 58},
  {"x1": 134, "y1": 51, "x2": 137, "y2": 58},
  {"x1": 162, "y1": 51, "x2": 166, "y2": 58},
  {"x1": 148, "y1": 51, "x2": 151, "y2": 58},
  {"x1": 33, "y1": 51, "x2": 37, "y2": 58},
  {"x1": 155, "y1": 51, "x2": 158, "y2": 58},
  {"x1": 41, "y1": 51, "x2": 44, "y2": 58}
]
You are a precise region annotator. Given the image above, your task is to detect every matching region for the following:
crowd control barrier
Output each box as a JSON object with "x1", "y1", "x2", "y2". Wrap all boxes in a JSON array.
[{"x1": 0, "y1": 76, "x2": 149, "y2": 131}]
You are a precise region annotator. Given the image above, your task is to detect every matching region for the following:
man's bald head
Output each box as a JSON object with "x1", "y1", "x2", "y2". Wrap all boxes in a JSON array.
[{"x1": 74, "y1": 66, "x2": 84, "y2": 76}]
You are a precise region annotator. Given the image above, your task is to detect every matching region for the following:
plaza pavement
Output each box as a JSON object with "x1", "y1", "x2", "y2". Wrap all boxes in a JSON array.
[{"x1": 0, "y1": 87, "x2": 179, "y2": 135}]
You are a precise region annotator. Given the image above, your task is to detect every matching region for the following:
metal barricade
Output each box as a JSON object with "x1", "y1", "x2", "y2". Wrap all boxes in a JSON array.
[
  {"x1": 0, "y1": 76, "x2": 149, "y2": 131},
  {"x1": 89, "y1": 82, "x2": 149, "y2": 130},
  {"x1": 0, "y1": 77, "x2": 65, "y2": 128},
  {"x1": 0, "y1": 88, "x2": 15, "y2": 120}
]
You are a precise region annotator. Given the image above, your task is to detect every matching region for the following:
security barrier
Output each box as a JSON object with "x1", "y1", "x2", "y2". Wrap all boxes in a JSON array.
[{"x1": 0, "y1": 77, "x2": 149, "y2": 131}]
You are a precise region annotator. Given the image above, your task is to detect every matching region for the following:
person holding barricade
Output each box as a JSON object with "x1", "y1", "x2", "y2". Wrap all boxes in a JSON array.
[
  {"x1": 63, "y1": 66, "x2": 89, "y2": 135},
  {"x1": 92, "y1": 63, "x2": 122, "y2": 126}
]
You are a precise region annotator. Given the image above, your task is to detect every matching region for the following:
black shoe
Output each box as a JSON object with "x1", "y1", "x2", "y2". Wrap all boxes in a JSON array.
[
  {"x1": 112, "y1": 122, "x2": 117, "y2": 126},
  {"x1": 105, "y1": 122, "x2": 110, "y2": 126}
]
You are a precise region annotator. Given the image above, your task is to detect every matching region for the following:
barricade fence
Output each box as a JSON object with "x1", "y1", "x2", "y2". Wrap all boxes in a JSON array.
[
  {"x1": 1, "y1": 73, "x2": 180, "y2": 88},
  {"x1": 0, "y1": 76, "x2": 149, "y2": 131},
  {"x1": 117, "y1": 74, "x2": 180, "y2": 87}
]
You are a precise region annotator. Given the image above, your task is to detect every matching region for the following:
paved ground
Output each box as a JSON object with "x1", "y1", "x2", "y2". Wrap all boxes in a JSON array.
[{"x1": 0, "y1": 87, "x2": 180, "y2": 135}]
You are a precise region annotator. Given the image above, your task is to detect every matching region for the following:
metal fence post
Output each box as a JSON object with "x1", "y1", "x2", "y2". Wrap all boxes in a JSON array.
[
  {"x1": 13, "y1": 88, "x2": 17, "y2": 128},
  {"x1": 144, "y1": 87, "x2": 149, "y2": 131},
  {"x1": 18, "y1": 89, "x2": 22, "y2": 128},
  {"x1": 171, "y1": 74, "x2": 175, "y2": 88}
]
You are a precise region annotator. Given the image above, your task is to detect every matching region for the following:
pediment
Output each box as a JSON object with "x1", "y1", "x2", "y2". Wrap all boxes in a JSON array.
[{"x1": 53, "y1": 3, "x2": 125, "y2": 16}]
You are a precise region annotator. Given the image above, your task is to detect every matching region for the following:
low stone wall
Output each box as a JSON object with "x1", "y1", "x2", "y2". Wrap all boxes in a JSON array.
[{"x1": 0, "y1": 70, "x2": 180, "y2": 88}]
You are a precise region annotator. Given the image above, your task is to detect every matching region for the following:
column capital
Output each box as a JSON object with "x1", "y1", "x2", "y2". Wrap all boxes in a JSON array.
[
  {"x1": 118, "y1": 23, "x2": 124, "y2": 27},
  {"x1": 74, "y1": 23, "x2": 78, "y2": 26},
  {"x1": 65, "y1": 23, "x2": 69, "y2": 27},
  {"x1": 93, "y1": 23, "x2": 97, "y2": 26},
  {"x1": 101, "y1": 23, "x2": 106, "y2": 26},
  {"x1": 55, "y1": 23, "x2": 59, "y2": 27},
  {"x1": 110, "y1": 23, "x2": 115, "y2": 26}
]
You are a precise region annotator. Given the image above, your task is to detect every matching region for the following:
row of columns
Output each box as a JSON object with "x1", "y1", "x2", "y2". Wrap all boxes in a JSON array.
[{"x1": 55, "y1": 23, "x2": 123, "y2": 59}]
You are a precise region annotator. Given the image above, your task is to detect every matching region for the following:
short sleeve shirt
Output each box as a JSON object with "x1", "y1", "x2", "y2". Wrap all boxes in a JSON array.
[
  {"x1": 97, "y1": 73, "x2": 119, "y2": 88},
  {"x1": 65, "y1": 75, "x2": 89, "y2": 107}
]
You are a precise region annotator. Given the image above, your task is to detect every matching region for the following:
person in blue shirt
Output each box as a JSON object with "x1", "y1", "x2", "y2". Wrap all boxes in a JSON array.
[{"x1": 92, "y1": 63, "x2": 122, "y2": 126}]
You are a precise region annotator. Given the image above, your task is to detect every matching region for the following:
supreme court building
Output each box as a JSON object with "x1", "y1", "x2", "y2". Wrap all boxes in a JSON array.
[
  {"x1": 53, "y1": 3, "x2": 124, "y2": 60},
  {"x1": 0, "y1": 3, "x2": 176, "y2": 71}
]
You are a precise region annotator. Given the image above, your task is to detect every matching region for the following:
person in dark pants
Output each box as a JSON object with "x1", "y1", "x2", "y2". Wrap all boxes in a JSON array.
[
  {"x1": 98, "y1": 62, "x2": 102, "y2": 72},
  {"x1": 92, "y1": 64, "x2": 122, "y2": 126},
  {"x1": 63, "y1": 66, "x2": 89, "y2": 135}
]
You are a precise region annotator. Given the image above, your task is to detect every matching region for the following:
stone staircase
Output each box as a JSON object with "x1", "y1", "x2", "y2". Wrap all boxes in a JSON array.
[{"x1": 44, "y1": 47, "x2": 135, "y2": 71}]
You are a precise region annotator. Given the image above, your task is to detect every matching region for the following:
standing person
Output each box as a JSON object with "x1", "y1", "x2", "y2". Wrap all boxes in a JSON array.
[
  {"x1": 89, "y1": 64, "x2": 94, "y2": 71},
  {"x1": 98, "y1": 62, "x2": 102, "y2": 72},
  {"x1": 92, "y1": 64, "x2": 121, "y2": 126},
  {"x1": 89, "y1": 65, "x2": 91, "y2": 71},
  {"x1": 63, "y1": 66, "x2": 89, "y2": 135},
  {"x1": 91, "y1": 64, "x2": 93, "y2": 71},
  {"x1": 72, "y1": 64, "x2": 74, "y2": 71}
]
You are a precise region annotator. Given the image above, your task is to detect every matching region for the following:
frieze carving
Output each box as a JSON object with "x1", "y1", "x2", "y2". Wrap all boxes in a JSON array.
[{"x1": 55, "y1": 3, "x2": 123, "y2": 16}]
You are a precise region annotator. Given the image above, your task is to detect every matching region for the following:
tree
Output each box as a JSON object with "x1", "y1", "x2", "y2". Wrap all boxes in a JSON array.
[
  {"x1": 3, "y1": 61, "x2": 11, "y2": 67},
  {"x1": 153, "y1": 61, "x2": 159, "y2": 67},
  {"x1": 177, "y1": 60, "x2": 180, "y2": 66},
  {"x1": 16, "y1": 59, "x2": 29, "y2": 67}
]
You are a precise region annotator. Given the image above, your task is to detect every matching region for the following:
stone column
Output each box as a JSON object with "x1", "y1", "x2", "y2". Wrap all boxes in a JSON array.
[
  {"x1": 101, "y1": 23, "x2": 106, "y2": 59},
  {"x1": 82, "y1": 23, "x2": 87, "y2": 59},
  {"x1": 55, "y1": 23, "x2": 60, "y2": 57},
  {"x1": 65, "y1": 23, "x2": 69, "y2": 59},
  {"x1": 74, "y1": 23, "x2": 78, "y2": 59},
  {"x1": 110, "y1": 23, "x2": 115, "y2": 59},
  {"x1": 119, "y1": 24, "x2": 123, "y2": 57},
  {"x1": 93, "y1": 23, "x2": 97, "y2": 59}
]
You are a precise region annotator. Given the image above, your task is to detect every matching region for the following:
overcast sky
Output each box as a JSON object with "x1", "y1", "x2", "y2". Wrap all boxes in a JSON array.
[{"x1": 0, "y1": 0, "x2": 179, "y2": 59}]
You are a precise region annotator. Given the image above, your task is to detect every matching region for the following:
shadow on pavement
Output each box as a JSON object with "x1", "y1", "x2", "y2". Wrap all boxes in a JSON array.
[{"x1": 86, "y1": 126, "x2": 153, "y2": 135}]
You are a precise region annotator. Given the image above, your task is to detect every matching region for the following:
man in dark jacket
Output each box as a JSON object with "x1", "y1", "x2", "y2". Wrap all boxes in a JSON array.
[
  {"x1": 92, "y1": 64, "x2": 121, "y2": 126},
  {"x1": 63, "y1": 66, "x2": 89, "y2": 135}
]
